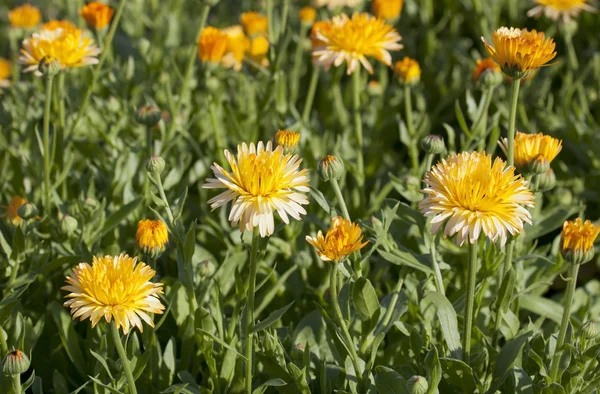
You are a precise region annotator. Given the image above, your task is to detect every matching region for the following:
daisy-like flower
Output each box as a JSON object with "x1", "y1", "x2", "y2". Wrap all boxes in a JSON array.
[
  {"x1": 203, "y1": 141, "x2": 310, "y2": 238},
  {"x1": 275, "y1": 130, "x2": 300, "y2": 149},
  {"x1": 472, "y1": 58, "x2": 501, "y2": 81},
  {"x1": 560, "y1": 218, "x2": 600, "y2": 265},
  {"x1": 8, "y1": 4, "x2": 41, "y2": 29},
  {"x1": 221, "y1": 25, "x2": 249, "y2": 71},
  {"x1": 0, "y1": 58, "x2": 11, "y2": 88},
  {"x1": 198, "y1": 27, "x2": 229, "y2": 64},
  {"x1": 419, "y1": 151, "x2": 535, "y2": 246},
  {"x1": 394, "y1": 57, "x2": 421, "y2": 85},
  {"x1": 241, "y1": 11, "x2": 268, "y2": 36},
  {"x1": 528, "y1": 0, "x2": 596, "y2": 23},
  {"x1": 80, "y1": 2, "x2": 115, "y2": 30},
  {"x1": 62, "y1": 254, "x2": 165, "y2": 334},
  {"x1": 306, "y1": 216, "x2": 369, "y2": 262},
  {"x1": 372, "y1": 0, "x2": 404, "y2": 20},
  {"x1": 136, "y1": 219, "x2": 169, "y2": 258},
  {"x1": 20, "y1": 25, "x2": 100, "y2": 75},
  {"x1": 0, "y1": 196, "x2": 27, "y2": 226},
  {"x1": 312, "y1": 12, "x2": 403, "y2": 75},
  {"x1": 482, "y1": 27, "x2": 557, "y2": 79},
  {"x1": 498, "y1": 132, "x2": 562, "y2": 172}
]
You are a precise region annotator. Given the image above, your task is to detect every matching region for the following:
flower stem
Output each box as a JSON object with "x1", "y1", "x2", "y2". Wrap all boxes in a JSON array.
[
  {"x1": 564, "y1": 30, "x2": 579, "y2": 71},
  {"x1": 110, "y1": 321, "x2": 138, "y2": 394},
  {"x1": 267, "y1": 0, "x2": 275, "y2": 44},
  {"x1": 10, "y1": 374, "x2": 21, "y2": 394},
  {"x1": 43, "y1": 73, "x2": 55, "y2": 215},
  {"x1": 423, "y1": 153, "x2": 434, "y2": 179},
  {"x1": 431, "y1": 233, "x2": 445, "y2": 295},
  {"x1": 549, "y1": 263, "x2": 580, "y2": 383},
  {"x1": 352, "y1": 69, "x2": 365, "y2": 186},
  {"x1": 302, "y1": 66, "x2": 319, "y2": 124},
  {"x1": 290, "y1": 24, "x2": 310, "y2": 104},
  {"x1": 330, "y1": 178, "x2": 351, "y2": 221},
  {"x1": 404, "y1": 84, "x2": 419, "y2": 175},
  {"x1": 244, "y1": 228, "x2": 260, "y2": 394},
  {"x1": 208, "y1": 97, "x2": 226, "y2": 164},
  {"x1": 463, "y1": 241, "x2": 478, "y2": 363},
  {"x1": 506, "y1": 78, "x2": 521, "y2": 168},
  {"x1": 329, "y1": 264, "x2": 363, "y2": 388}
]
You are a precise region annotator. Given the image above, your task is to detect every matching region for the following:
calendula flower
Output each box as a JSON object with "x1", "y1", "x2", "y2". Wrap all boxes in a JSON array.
[
  {"x1": 312, "y1": 0, "x2": 364, "y2": 10},
  {"x1": 312, "y1": 12, "x2": 403, "y2": 75},
  {"x1": 241, "y1": 12, "x2": 268, "y2": 36},
  {"x1": 310, "y1": 21, "x2": 332, "y2": 50},
  {"x1": 0, "y1": 197, "x2": 27, "y2": 226},
  {"x1": 482, "y1": 27, "x2": 557, "y2": 79},
  {"x1": 41, "y1": 20, "x2": 77, "y2": 32},
  {"x1": 498, "y1": 132, "x2": 562, "y2": 172},
  {"x1": 203, "y1": 141, "x2": 310, "y2": 238},
  {"x1": 275, "y1": 130, "x2": 300, "y2": 149},
  {"x1": 248, "y1": 36, "x2": 270, "y2": 67},
  {"x1": 372, "y1": 0, "x2": 404, "y2": 20},
  {"x1": 0, "y1": 58, "x2": 11, "y2": 88},
  {"x1": 221, "y1": 25, "x2": 249, "y2": 71},
  {"x1": 136, "y1": 219, "x2": 169, "y2": 258},
  {"x1": 299, "y1": 7, "x2": 317, "y2": 25},
  {"x1": 560, "y1": 218, "x2": 600, "y2": 265},
  {"x1": 80, "y1": 2, "x2": 114, "y2": 30},
  {"x1": 62, "y1": 254, "x2": 165, "y2": 334},
  {"x1": 394, "y1": 57, "x2": 421, "y2": 84},
  {"x1": 306, "y1": 216, "x2": 369, "y2": 262},
  {"x1": 8, "y1": 4, "x2": 41, "y2": 29},
  {"x1": 198, "y1": 27, "x2": 229, "y2": 64},
  {"x1": 528, "y1": 0, "x2": 596, "y2": 23},
  {"x1": 20, "y1": 25, "x2": 100, "y2": 75},
  {"x1": 419, "y1": 151, "x2": 534, "y2": 246},
  {"x1": 472, "y1": 58, "x2": 501, "y2": 81}
]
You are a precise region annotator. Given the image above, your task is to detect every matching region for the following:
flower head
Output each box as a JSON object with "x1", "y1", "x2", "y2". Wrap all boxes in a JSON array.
[
  {"x1": 0, "y1": 58, "x2": 11, "y2": 88},
  {"x1": 498, "y1": 132, "x2": 562, "y2": 172},
  {"x1": 482, "y1": 27, "x2": 557, "y2": 79},
  {"x1": 62, "y1": 254, "x2": 165, "y2": 334},
  {"x1": 472, "y1": 58, "x2": 501, "y2": 81},
  {"x1": 372, "y1": 0, "x2": 404, "y2": 20},
  {"x1": 299, "y1": 7, "x2": 317, "y2": 25},
  {"x1": 312, "y1": 12, "x2": 403, "y2": 75},
  {"x1": 203, "y1": 141, "x2": 310, "y2": 237},
  {"x1": 248, "y1": 35, "x2": 270, "y2": 65},
  {"x1": 306, "y1": 216, "x2": 369, "y2": 262},
  {"x1": 9, "y1": 4, "x2": 41, "y2": 29},
  {"x1": 528, "y1": 0, "x2": 596, "y2": 23},
  {"x1": 241, "y1": 12, "x2": 268, "y2": 36},
  {"x1": 198, "y1": 27, "x2": 229, "y2": 64},
  {"x1": 394, "y1": 57, "x2": 421, "y2": 84},
  {"x1": 560, "y1": 218, "x2": 600, "y2": 265},
  {"x1": 275, "y1": 130, "x2": 300, "y2": 149},
  {"x1": 80, "y1": 2, "x2": 114, "y2": 30},
  {"x1": 136, "y1": 219, "x2": 169, "y2": 258},
  {"x1": 419, "y1": 151, "x2": 535, "y2": 246},
  {"x1": 221, "y1": 25, "x2": 249, "y2": 71},
  {"x1": 0, "y1": 197, "x2": 27, "y2": 226}
]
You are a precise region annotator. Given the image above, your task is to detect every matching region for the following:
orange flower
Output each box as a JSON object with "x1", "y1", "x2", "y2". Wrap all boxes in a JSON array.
[
  {"x1": 0, "y1": 58, "x2": 11, "y2": 88},
  {"x1": 8, "y1": 4, "x2": 41, "y2": 29},
  {"x1": 299, "y1": 7, "x2": 317, "y2": 25},
  {"x1": 1, "y1": 197, "x2": 27, "y2": 226},
  {"x1": 241, "y1": 12, "x2": 268, "y2": 36},
  {"x1": 472, "y1": 58, "x2": 501, "y2": 81},
  {"x1": 198, "y1": 27, "x2": 229, "y2": 64},
  {"x1": 80, "y1": 2, "x2": 115, "y2": 30},
  {"x1": 372, "y1": 0, "x2": 404, "y2": 20}
]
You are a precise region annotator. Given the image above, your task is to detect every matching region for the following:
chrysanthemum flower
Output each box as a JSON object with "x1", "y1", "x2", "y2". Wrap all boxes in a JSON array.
[
  {"x1": 221, "y1": 25, "x2": 249, "y2": 71},
  {"x1": 312, "y1": 0, "x2": 364, "y2": 10},
  {"x1": 498, "y1": 132, "x2": 562, "y2": 172},
  {"x1": 312, "y1": 12, "x2": 403, "y2": 75},
  {"x1": 136, "y1": 219, "x2": 169, "y2": 258},
  {"x1": 299, "y1": 7, "x2": 317, "y2": 25},
  {"x1": 198, "y1": 27, "x2": 229, "y2": 64},
  {"x1": 203, "y1": 141, "x2": 310, "y2": 238},
  {"x1": 482, "y1": 27, "x2": 557, "y2": 79},
  {"x1": 306, "y1": 216, "x2": 369, "y2": 262},
  {"x1": 62, "y1": 254, "x2": 164, "y2": 334},
  {"x1": 372, "y1": 0, "x2": 404, "y2": 20},
  {"x1": 0, "y1": 197, "x2": 27, "y2": 226},
  {"x1": 528, "y1": 0, "x2": 596, "y2": 23},
  {"x1": 472, "y1": 58, "x2": 501, "y2": 81},
  {"x1": 8, "y1": 4, "x2": 41, "y2": 29},
  {"x1": 20, "y1": 25, "x2": 100, "y2": 75},
  {"x1": 419, "y1": 152, "x2": 535, "y2": 246},
  {"x1": 275, "y1": 130, "x2": 300, "y2": 149},
  {"x1": 560, "y1": 218, "x2": 600, "y2": 265},
  {"x1": 394, "y1": 57, "x2": 421, "y2": 84},
  {"x1": 80, "y1": 2, "x2": 114, "y2": 30},
  {"x1": 241, "y1": 12, "x2": 268, "y2": 36},
  {"x1": 0, "y1": 58, "x2": 11, "y2": 88}
]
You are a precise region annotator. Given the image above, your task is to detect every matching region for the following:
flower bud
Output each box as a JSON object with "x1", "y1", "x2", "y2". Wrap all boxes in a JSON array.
[
  {"x1": 407, "y1": 375, "x2": 428, "y2": 394},
  {"x1": 555, "y1": 188, "x2": 573, "y2": 206},
  {"x1": 563, "y1": 20, "x2": 578, "y2": 37},
  {"x1": 275, "y1": 130, "x2": 300, "y2": 150},
  {"x1": 2, "y1": 350, "x2": 30, "y2": 376},
  {"x1": 17, "y1": 202, "x2": 38, "y2": 220},
  {"x1": 59, "y1": 214, "x2": 78, "y2": 236},
  {"x1": 38, "y1": 55, "x2": 60, "y2": 77},
  {"x1": 291, "y1": 343, "x2": 305, "y2": 363},
  {"x1": 135, "y1": 105, "x2": 162, "y2": 127},
  {"x1": 421, "y1": 135, "x2": 446, "y2": 155},
  {"x1": 533, "y1": 168, "x2": 556, "y2": 192},
  {"x1": 528, "y1": 154, "x2": 550, "y2": 175},
  {"x1": 199, "y1": 260, "x2": 215, "y2": 277},
  {"x1": 82, "y1": 197, "x2": 100, "y2": 215},
  {"x1": 136, "y1": 219, "x2": 169, "y2": 259},
  {"x1": 580, "y1": 321, "x2": 599, "y2": 340},
  {"x1": 479, "y1": 67, "x2": 503, "y2": 89},
  {"x1": 318, "y1": 155, "x2": 345, "y2": 182},
  {"x1": 560, "y1": 218, "x2": 600, "y2": 266},
  {"x1": 146, "y1": 155, "x2": 166, "y2": 175},
  {"x1": 299, "y1": 7, "x2": 316, "y2": 26},
  {"x1": 367, "y1": 80, "x2": 384, "y2": 96},
  {"x1": 206, "y1": 76, "x2": 221, "y2": 93}
]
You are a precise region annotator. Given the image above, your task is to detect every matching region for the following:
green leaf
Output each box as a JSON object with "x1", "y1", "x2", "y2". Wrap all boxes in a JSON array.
[
  {"x1": 374, "y1": 366, "x2": 409, "y2": 394},
  {"x1": 496, "y1": 269, "x2": 516, "y2": 315},
  {"x1": 196, "y1": 329, "x2": 247, "y2": 360},
  {"x1": 50, "y1": 302, "x2": 87, "y2": 379},
  {"x1": 252, "y1": 301, "x2": 294, "y2": 333},
  {"x1": 90, "y1": 350, "x2": 114, "y2": 380},
  {"x1": 288, "y1": 362, "x2": 311, "y2": 394},
  {"x1": 252, "y1": 379, "x2": 287, "y2": 394},
  {"x1": 352, "y1": 277, "x2": 381, "y2": 324},
  {"x1": 487, "y1": 331, "x2": 531, "y2": 394},
  {"x1": 519, "y1": 294, "x2": 581, "y2": 326},
  {"x1": 524, "y1": 205, "x2": 579, "y2": 241},
  {"x1": 425, "y1": 347, "x2": 442, "y2": 394},
  {"x1": 378, "y1": 249, "x2": 433, "y2": 275},
  {"x1": 310, "y1": 186, "x2": 331, "y2": 213},
  {"x1": 97, "y1": 198, "x2": 142, "y2": 238},
  {"x1": 424, "y1": 292, "x2": 462, "y2": 360},
  {"x1": 513, "y1": 367, "x2": 534, "y2": 394},
  {"x1": 88, "y1": 376, "x2": 122, "y2": 394},
  {"x1": 440, "y1": 358, "x2": 477, "y2": 394}
]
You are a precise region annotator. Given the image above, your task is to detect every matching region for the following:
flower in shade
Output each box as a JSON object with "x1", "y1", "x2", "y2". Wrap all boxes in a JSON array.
[
  {"x1": 498, "y1": 132, "x2": 562, "y2": 172},
  {"x1": 198, "y1": 27, "x2": 229, "y2": 64},
  {"x1": 394, "y1": 57, "x2": 421, "y2": 85},
  {"x1": 0, "y1": 58, "x2": 11, "y2": 88},
  {"x1": 62, "y1": 254, "x2": 165, "y2": 334},
  {"x1": 560, "y1": 218, "x2": 600, "y2": 265},
  {"x1": 136, "y1": 219, "x2": 169, "y2": 258},
  {"x1": 312, "y1": 12, "x2": 403, "y2": 75},
  {"x1": 221, "y1": 25, "x2": 249, "y2": 71},
  {"x1": 372, "y1": 0, "x2": 404, "y2": 20},
  {"x1": 80, "y1": 2, "x2": 114, "y2": 30},
  {"x1": 312, "y1": 0, "x2": 364, "y2": 10},
  {"x1": 0, "y1": 197, "x2": 27, "y2": 226},
  {"x1": 306, "y1": 216, "x2": 369, "y2": 262},
  {"x1": 275, "y1": 130, "x2": 300, "y2": 149},
  {"x1": 299, "y1": 7, "x2": 317, "y2": 25},
  {"x1": 8, "y1": 4, "x2": 41, "y2": 29},
  {"x1": 472, "y1": 58, "x2": 501, "y2": 81},
  {"x1": 527, "y1": 0, "x2": 596, "y2": 23},
  {"x1": 419, "y1": 151, "x2": 535, "y2": 246},
  {"x1": 241, "y1": 12, "x2": 268, "y2": 36},
  {"x1": 482, "y1": 27, "x2": 557, "y2": 79},
  {"x1": 203, "y1": 141, "x2": 310, "y2": 238}
]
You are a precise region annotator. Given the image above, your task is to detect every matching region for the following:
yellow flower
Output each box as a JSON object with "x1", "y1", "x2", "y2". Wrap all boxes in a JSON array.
[
  {"x1": 482, "y1": 27, "x2": 557, "y2": 79},
  {"x1": 80, "y1": 2, "x2": 115, "y2": 30},
  {"x1": 306, "y1": 216, "x2": 369, "y2": 262},
  {"x1": 136, "y1": 219, "x2": 169, "y2": 258},
  {"x1": 198, "y1": 27, "x2": 229, "y2": 64},
  {"x1": 241, "y1": 12, "x2": 268, "y2": 36},
  {"x1": 528, "y1": 0, "x2": 596, "y2": 23},
  {"x1": 472, "y1": 58, "x2": 501, "y2": 81},
  {"x1": 311, "y1": 21, "x2": 333, "y2": 51},
  {"x1": 275, "y1": 130, "x2": 300, "y2": 149},
  {"x1": 372, "y1": 0, "x2": 404, "y2": 20},
  {"x1": 394, "y1": 57, "x2": 421, "y2": 84},
  {"x1": 62, "y1": 254, "x2": 165, "y2": 334},
  {"x1": 0, "y1": 197, "x2": 27, "y2": 226},
  {"x1": 221, "y1": 25, "x2": 249, "y2": 71},
  {"x1": 419, "y1": 152, "x2": 534, "y2": 246},
  {"x1": 248, "y1": 36, "x2": 270, "y2": 67},
  {"x1": 0, "y1": 58, "x2": 11, "y2": 88},
  {"x1": 560, "y1": 218, "x2": 600, "y2": 265},
  {"x1": 299, "y1": 7, "x2": 317, "y2": 25},
  {"x1": 41, "y1": 20, "x2": 77, "y2": 32},
  {"x1": 498, "y1": 132, "x2": 562, "y2": 171},
  {"x1": 8, "y1": 4, "x2": 41, "y2": 29},
  {"x1": 203, "y1": 141, "x2": 310, "y2": 238},
  {"x1": 20, "y1": 25, "x2": 100, "y2": 75},
  {"x1": 312, "y1": 12, "x2": 403, "y2": 75}
]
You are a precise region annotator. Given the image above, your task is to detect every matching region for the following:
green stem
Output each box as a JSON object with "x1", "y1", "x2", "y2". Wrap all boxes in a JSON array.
[
  {"x1": 43, "y1": 74, "x2": 55, "y2": 215},
  {"x1": 463, "y1": 241, "x2": 478, "y2": 363},
  {"x1": 564, "y1": 31, "x2": 579, "y2": 71},
  {"x1": 329, "y1": 264, "x2": 363, "y2": 388},
  {"x1": 110, "y1": 321, "x2": 138, "y2": 394},
  {"x1": 549, "y1": 263, "x2": 580, "y2": 383},
  {"x1": 10, "y1": 374, "x2": 21, "y2": 394},
  {"x1": 431, "y1": 233, "x2": 444, "y2": 295},
  {"x1": 290, "y1": 25, "x2": 309, "y2": 104},
  {"x1": 404, "y1": 84, "x2": 419, "y2": 175},
  {"x1": 506, "y1": 79, "x2": 521, "y2": 168},
  {"x1": 330, "y1": 178, "x2": 351, "y2": 221},
  {"x1": 267, "y1": 0, "x2": 275, "y2": 43},
  {"x1": 472, "y1": 87, "x2": 494, "y2": 151},
  {"x1": 279, "y1": 0, "x2": 290, "y2": 43},
  {"x1": 302, "y1": 66, "x2": 319, "y2": 124},
  {"x1": 57, "y1": 72, "x2": 66, "y2": 130},
  {"x1": 154, "y1": 174, "x2": 174, "y2": 226},
  {"x1": 0, "y1": 327, "x2": 7, "y2": 357},
  {"x1": 423, "y1": 153, "x2": 434, "y2": 179},
  {"x1": 352, "y1": 69, "x2": 364, "y2": 186},
  {"x1": 244, "y1": 228, "x2": 260, "y2": 394},
  {"x1": 146, "y1": 127, "x2": 153, "y2": 159}
]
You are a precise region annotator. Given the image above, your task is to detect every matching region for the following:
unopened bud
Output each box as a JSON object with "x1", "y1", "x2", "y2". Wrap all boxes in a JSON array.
[
  {"x1": 421, "y1": 135, "x2": 446, "y2": 155},
  {"x1": 533, "y1": 168, "x2": 556, "y2": 192},
  {"x1": 82, "y1": 197, "x2": 100, "y2": 215},
  {"x1": 407, "y1": 375, "x2": 428, "y2": 394},
  {"x1": 318, "y1": 155, "x2": 345, "y2": 182},
  {"x1": 135, "y1": 105, "x2": 162, "y2": 127},
  {"x1": 528, "y1": 154, "x2": 550, "y2": 175},
  {"x1": 292, "y1": 343, "x2": 305, "y2": 363},
  {"x1": 17, "y1": 202, "x2": 38, "y2": 220},
  {"x1": 479, "y1": 68, "x2": 503, "y2": 89},
  {"x1": 367, "y1": 80, "x2": 384, "y2": 96},
  {"x1": 147, "y1": 155, "x2": 165, "y2": 175},
  {"x1": 580, "y1": 321, "x2": 599, "y2": 340},
  {"x1": 38, "y1": 55, "x2": 60, "y2": 77},
  {"x1": 59, "y1": 214, "x2": 78, "y2": 236},
  {"x1": 2, "y1": 350, "x2": 30, "y2": 376},
  {"x1": 199, "y1": 260, "x2": 215, "y2": 277}
]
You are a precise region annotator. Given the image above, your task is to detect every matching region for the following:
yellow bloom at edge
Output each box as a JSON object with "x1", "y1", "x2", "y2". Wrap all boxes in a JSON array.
[
  {"x1": 299, "y1": 7, "x2": 317, "y2": 25},
  {"x1": 241, "y1": 11, "x2": 268, "y2": 36},
  {"x1": 62, "y1": 254, "x2": 165, "y2": 334},
  {"x1": 9, "y1": 4, "x2": 41, "y2": 29},
  {"x1": 560, "y1": 218, "x2": 600, "y2": 265},
  {"x1": 275, "y1": 130, "x2": 300, "y2": 149},
  {"x1": 528, "y1": 0, "x2": 596, "y2": 23},
  {"x1": 472, "y1": 58, "x2": 501, "y2": 81},
  {"x1": 394, "y1": 57, "x2": 421, "y2": 84},
  {"x1": 80, "y1": 2, "x2": 115, "y2": 30},
  {"x1": 198, "y1": 27, "x2": 229, "y2": 64},
  {"x1": 221, "y1": 25, "x2": 249, "y2": 71},
  {"x1": 0, "y1": 197, "x2": 27, "y2": 226},
  {"x1": 136, "y1": 219, "x2": 169, "y2": 258},
  {"x1": 372, "y1": 0, "x2": 404, "y2": 20},
  {"x1": 498, "y1": 132, "x2": 562, "y2": 171},
  {"x1": 0, "y1": 58, "x2": 11, "y2": 88},
  {"x1": 306, "y1": 216, "x2": 369, "y2": 262}
]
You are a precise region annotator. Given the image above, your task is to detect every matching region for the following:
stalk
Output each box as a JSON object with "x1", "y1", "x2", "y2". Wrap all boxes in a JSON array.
[
  {"x1": 244, "y1": 228, "x2": 261, "y2": 394},
  {"x1": 290, "y1": 24, "x2": 310, "y2": 104},
  {"x1": 463, "y1": 241, "x2": 478, "y2": 363},
  {"x1": 330, "y1": 178, "x2": 351, "y2": 221},
  {"x1": 302, "y1": 66, "x2": 319, "y2": 123},
  {"x1": 563, "y1": 30, "x2": 579, "y2": 71},
  {"x1": 506, "y1": 79, "x2": 521, "y2": 167},
  {"x1": 10, "y1": 374, "x2": 21, "y2": 394},
  {"x1": 403, "y1": 84, "x2": 419, "y2": 175},
  {"x1": 110, "y1": 322, "x2": 138, "y2": 394},
  {"x1": 431, "y1": 233, "x2": 445, "y2": 295},
  {"x1": 352, "y1": 69, "x2": 365, "y2": 186},
  {"x1": 43, "y1": 73, "x2": 55, "y2": 215}
]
